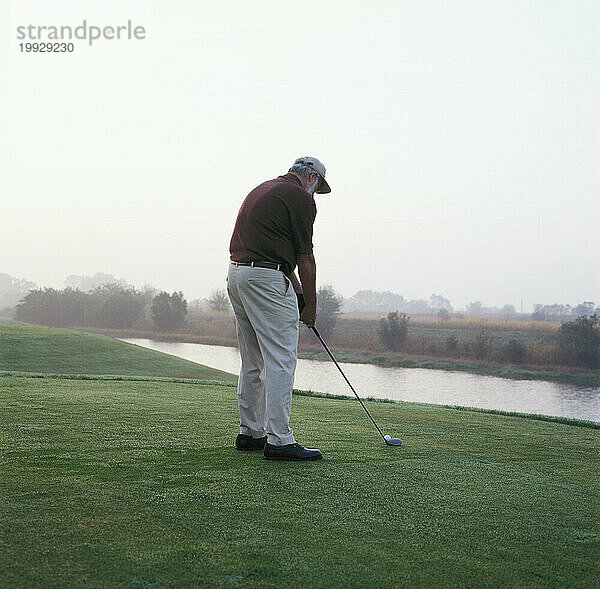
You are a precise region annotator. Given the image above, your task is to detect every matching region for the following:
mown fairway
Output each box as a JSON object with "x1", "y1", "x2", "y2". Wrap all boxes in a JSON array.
[{"x1": 1, "y1": 322, "x2": 599, "y2": 587}]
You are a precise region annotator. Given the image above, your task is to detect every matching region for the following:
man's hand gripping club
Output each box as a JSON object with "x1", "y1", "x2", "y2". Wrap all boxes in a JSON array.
[{"x1": 291, "y1": 253, "x2": 317, "y2": 328}]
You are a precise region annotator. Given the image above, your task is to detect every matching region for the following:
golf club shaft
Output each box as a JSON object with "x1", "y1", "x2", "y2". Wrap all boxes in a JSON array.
[{"x1": 311, "y1": 326, "x2": 386, "y2": 441}]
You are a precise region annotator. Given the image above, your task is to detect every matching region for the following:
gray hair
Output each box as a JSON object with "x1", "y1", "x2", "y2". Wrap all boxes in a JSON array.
[{"x1": 288, "y1": 163, "x2": 319, "y2": 178}]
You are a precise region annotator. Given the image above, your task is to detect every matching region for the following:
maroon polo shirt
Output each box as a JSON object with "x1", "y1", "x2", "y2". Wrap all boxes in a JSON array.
[{"x1": 229, "y1": 173, "x2": 317, "y2": 274}]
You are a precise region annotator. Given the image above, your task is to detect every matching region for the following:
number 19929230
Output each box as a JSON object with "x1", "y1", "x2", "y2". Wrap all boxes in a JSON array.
[{"x1": 19, "y1": 42, "x2": 74, "y2": 52}]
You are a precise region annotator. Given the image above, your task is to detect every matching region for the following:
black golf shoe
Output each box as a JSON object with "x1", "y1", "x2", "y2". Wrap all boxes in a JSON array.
[
  {"x1": 263, "y1": 442, "x2": 322, "y2": 461},
  {"x1": 235, "y1": 434, "x2": 267, "y2": 451}
]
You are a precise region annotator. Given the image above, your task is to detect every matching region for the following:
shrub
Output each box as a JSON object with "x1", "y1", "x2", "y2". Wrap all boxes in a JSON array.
[
  {"x1": 503, "y1": 339, "x2": 527, "y2": 364},
  {"x1": 151, "y1": 291, "x2": 188, "y2": 331},
  {"x1": 558, "y1": 314, "x2": 600, "y2": 368},
  {"x1": 378, "y1": 311, "x2": 408, "y2": 352},
  {"x1": 473, "y1": 330, "x2": 491, "y2": 359},
  {"x1": 445, "y1": 335, "x2": 459, "y2": 352}
]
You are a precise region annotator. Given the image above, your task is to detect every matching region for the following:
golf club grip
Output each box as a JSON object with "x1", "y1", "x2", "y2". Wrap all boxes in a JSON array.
[{"x1": 311, "y1": 327, "x2": 386, "y2": 440}]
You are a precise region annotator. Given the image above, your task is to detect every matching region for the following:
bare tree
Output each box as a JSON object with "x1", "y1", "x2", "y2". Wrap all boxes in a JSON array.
[{"x1": 208, "y1": 288, "x2": 231, "y2": 311}]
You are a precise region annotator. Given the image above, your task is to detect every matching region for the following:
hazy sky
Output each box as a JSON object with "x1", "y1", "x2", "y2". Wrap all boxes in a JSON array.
[{"x1": 1, "y1": 0, "x2": 598, "y2": 311}]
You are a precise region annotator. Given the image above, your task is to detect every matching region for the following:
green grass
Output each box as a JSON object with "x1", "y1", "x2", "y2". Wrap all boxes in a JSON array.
[
  {"x1": 0, "y1": 321, "x2": 235, "y2": 382},
  {"x1": 2, "y1": 373, "x2": 600, "y2": 588},
  {"x1": 1, "y1": 321, "x2": 599, "y2": 587}
]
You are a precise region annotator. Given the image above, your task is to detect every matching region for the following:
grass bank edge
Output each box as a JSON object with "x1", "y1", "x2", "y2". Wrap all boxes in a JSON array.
[
  {"x1": 3, "y1": 370, "x2": 598, "y2": 430},
  {"x1": 301, "y1": 349, "x2": 600, "y2": 388}
]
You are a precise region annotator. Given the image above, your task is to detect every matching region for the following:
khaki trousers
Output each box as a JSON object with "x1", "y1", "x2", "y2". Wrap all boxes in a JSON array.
[{"x1": 226, "y1": 264, "x2": 299, "y2": 446}]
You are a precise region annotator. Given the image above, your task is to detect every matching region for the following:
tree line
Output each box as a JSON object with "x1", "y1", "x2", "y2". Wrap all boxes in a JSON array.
[
  {"x1": 13, "y1": 282, "x2": 345, "y2": 336},
  {"x1": 15, "y1": 284, "x2": 188, "y2": 332},
  {"x1": 3, "y1": 272, "x2": 597, "y2": 320},
  {"x1": 10, "y1": 280, "x2": 599, "y2": 369}
]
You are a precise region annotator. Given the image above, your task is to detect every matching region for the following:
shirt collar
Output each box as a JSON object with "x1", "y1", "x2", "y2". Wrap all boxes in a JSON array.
[{"x1": 280, "y1": 172, "x2": 302, "y2": 187}]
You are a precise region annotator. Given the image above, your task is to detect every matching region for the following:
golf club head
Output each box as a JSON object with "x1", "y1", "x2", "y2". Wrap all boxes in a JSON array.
[{"x1": 384, "y1": 435, "x2": 403, "y2": 446}]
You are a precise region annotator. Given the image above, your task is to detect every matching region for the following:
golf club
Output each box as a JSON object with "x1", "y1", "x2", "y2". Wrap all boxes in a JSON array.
[{"x1": 311, "y1": 326, "x2": 403, "y2": 447}]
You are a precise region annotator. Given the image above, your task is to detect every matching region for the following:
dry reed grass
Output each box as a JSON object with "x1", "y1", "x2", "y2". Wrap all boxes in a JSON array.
[{"x1": 117, "y1": 310, "x2": 584, "y2": 372}]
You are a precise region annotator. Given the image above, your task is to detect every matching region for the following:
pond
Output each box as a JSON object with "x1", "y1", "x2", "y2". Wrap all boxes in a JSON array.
[{"x1": 120, "y1": 338, "x2": 600, "y2": 422}]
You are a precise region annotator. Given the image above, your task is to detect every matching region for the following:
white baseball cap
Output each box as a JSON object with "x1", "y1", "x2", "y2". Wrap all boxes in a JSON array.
[{"x1": 293, "y1": 156, "x2": 331, "y2": 194}]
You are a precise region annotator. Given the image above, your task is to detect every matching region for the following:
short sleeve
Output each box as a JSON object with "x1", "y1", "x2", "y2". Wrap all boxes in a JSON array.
[{"x1": 289, "y1": 194, "x2": 317, "y2": 255}]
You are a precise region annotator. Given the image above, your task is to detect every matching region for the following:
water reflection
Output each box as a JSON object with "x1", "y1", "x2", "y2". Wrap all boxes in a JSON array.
[{"x1": 120, "y1": 338, "x2": 600, "y2": 422}]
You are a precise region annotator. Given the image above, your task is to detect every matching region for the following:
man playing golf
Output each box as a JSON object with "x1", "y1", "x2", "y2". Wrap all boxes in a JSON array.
[{"x1": 227, "y1": 156, "x2": 331, "y2": 461}]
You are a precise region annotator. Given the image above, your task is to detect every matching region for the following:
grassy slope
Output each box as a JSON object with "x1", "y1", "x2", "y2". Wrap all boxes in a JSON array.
[
  {"x1": 1, "y1": 374, "x2": 599, "y2": 588},
  {"x1": 0, "y1": 321, "x2": 235, "y2": 382}
]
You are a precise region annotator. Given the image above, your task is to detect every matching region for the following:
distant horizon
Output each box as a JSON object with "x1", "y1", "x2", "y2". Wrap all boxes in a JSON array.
[{"x1": 2, "y1": 269, "x2": 597, "y2": 315}]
